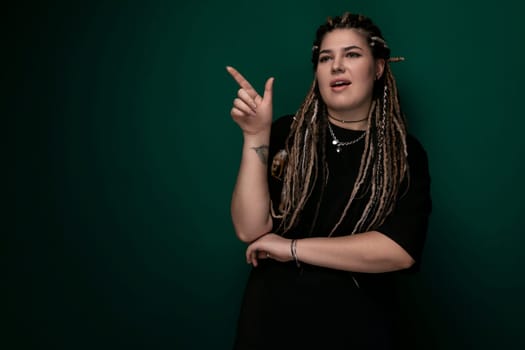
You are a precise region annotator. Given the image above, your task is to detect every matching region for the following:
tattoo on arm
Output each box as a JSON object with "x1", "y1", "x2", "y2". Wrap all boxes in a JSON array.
[{"x1": 251, "y1": 145, "x2": 269, "y2": 164}]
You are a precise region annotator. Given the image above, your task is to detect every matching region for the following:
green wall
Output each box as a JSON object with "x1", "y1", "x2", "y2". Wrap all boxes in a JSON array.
[{"x1": 12, "y1": 0, "x2": 525, "y2": 349}]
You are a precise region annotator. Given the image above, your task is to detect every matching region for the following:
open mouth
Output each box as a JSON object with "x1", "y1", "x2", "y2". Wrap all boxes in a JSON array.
[
  {"x1": 330, "y1": 80, "x2": 351, "y2": 91},
  {"x1": 330, "y1": 80, "x2": 351, "y2": 87}
]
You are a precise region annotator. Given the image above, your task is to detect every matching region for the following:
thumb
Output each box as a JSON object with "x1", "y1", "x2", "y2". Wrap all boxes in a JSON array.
[{"x1": 262, "y1": 77, "x2": 274, "y2": 103}]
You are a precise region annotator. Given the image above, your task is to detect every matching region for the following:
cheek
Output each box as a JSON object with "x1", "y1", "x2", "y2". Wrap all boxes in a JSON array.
[
  {"x1": 316, "y1": 66, "x2": 331, "y2": 83},
  {"x1": 316, "y1": 76, "x2": 330, "y2": 98},
  {"x1": 363, "y1": 64, "x2": 377, "y2": 80},
  {"x1": 316, "y1": 74, "x2": 331, "y2": 96}
]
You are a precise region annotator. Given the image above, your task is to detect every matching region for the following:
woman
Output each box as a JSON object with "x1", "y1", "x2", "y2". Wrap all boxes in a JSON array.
[{"x1": 226, "y1": 12, "x2": 431, "y2": 349}]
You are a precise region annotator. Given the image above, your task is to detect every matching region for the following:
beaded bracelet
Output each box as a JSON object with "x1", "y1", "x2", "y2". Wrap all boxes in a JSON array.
[{"x1": 291, "y1": 239, "x2": 300, "y2": 268}]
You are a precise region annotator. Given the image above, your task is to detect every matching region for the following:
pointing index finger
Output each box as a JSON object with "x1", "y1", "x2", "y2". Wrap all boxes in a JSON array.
[{"x1": 226, "y1": 66, "x2": 259, "y2": 99}]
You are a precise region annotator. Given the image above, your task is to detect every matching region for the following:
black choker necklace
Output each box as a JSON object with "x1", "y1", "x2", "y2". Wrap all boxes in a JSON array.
[{"x1": 328, "y1": 114, "x2": 368, "y2": 123}]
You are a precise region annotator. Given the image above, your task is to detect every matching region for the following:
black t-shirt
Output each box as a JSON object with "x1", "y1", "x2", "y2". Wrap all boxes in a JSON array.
[
  {"x1": 233, "y1": 114, "x2": 433, "y2": 349},
  {"x1": 267, "y1": 114, "x2": 432, "y2": 266},
  {"x1": 234, "y1": 116, "x2": 431, "y2": 350}
]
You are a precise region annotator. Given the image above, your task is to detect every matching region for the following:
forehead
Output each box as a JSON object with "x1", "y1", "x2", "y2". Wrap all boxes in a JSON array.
[{"x1": 320, "y1": 28, "x2": 369, "y2": 50}]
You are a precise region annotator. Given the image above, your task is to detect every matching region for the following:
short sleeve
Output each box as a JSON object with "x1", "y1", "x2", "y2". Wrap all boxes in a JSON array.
[{"x1": 375, "y1": 135, "x2": 432, "y2": 270}]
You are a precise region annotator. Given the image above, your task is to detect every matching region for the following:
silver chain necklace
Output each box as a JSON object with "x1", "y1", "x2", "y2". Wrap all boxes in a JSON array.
[{"x1": 327, "y1": 122, "x2": 366, "y2": 153}]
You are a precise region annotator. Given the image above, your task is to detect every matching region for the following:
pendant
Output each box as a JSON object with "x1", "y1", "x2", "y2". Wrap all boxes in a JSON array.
[{"x1": 333, "y1": 139, "x2": 341, "y2": 153}]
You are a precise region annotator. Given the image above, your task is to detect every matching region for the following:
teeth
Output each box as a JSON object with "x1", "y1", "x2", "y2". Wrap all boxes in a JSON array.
[{"x1": 333, "y1": 81, "x2": 349, "y2": 86}]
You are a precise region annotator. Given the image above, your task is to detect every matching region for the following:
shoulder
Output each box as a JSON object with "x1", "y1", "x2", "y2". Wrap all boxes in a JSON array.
[
  {"x1": 404, "y1": 134, "x2": 431, "y2": 195},
  {"x1": 270, "y1": 114, "x2": 295, "y2": 146},
  {"x1": 406, "y1": 133, "x2": 430, "y2": 169},
  {"x1": 271, "y1": 114, "x2": 295, "y2": 132}
]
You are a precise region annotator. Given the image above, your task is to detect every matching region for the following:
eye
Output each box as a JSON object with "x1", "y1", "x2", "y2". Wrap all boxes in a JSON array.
[
  {"x1": 319, "y1": 55, "x2": 332, "y2": 63},
  {"x1": 346, "y1": 52, "x2": 361, "y2": 58}
]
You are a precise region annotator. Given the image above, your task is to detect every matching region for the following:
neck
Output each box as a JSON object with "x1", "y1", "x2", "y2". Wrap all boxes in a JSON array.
[
  {"x1": 326, "y1": 102, "x2": 374, "y2": 130},
  {"x1": 327, "y1": 114, "x2": 368, "y2": 130},
  {"x1": 329, "y1": 119, "x2": 368, "y2": 131}
]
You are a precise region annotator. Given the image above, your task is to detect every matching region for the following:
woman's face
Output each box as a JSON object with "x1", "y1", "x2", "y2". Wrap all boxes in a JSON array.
[{"x1": 316, "y1": 28, "x2": 384, "y2": 118}]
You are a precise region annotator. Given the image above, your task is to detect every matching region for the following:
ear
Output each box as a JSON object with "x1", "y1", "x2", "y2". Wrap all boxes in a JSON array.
[{"x1": 375, "y1": 58, "x2": 386, "y2": 80}]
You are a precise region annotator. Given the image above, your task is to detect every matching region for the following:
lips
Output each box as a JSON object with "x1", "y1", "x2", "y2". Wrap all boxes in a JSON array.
[
  {"x1": 330, "y1": 79, "x2": 351, "y2": 91},
  {"x1": 330, "y1": 79, "x2": 351, "y2": 87}
]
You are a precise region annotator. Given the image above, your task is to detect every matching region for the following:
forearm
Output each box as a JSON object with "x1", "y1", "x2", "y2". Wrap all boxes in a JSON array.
[
  {"x1": 295, "y1": 231, "x2": 414, "y2": 273},
  {"x1": 231, "y1": 132, "x2": 273, "y2": 242}
]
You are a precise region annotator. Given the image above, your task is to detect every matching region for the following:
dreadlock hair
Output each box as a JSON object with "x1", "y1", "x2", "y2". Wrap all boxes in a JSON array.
[{"x1": 275, "y1": 12, "x2": 409, "y2": 236}]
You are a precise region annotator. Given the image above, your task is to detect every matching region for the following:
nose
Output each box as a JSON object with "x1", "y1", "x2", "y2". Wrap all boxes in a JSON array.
[{"x1": 331, "y1": 55, "x2": 345, "y2": 73}]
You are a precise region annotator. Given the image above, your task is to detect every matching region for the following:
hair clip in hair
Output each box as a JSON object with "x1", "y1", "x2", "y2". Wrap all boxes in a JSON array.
[
  {"x1": 370, "y1": 36, "x2": 388, "y2": 48},
  {"x1": 312, "y1": 45, "x2": 319, "y2": 52},
  {"x1": 388, "y1": 56, "x2": 405, "y2": 63}
]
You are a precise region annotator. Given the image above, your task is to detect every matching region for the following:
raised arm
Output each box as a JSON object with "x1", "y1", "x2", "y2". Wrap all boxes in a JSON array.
[{"x1": 226, "y1": 66, "x2": 275, "y2": 243}]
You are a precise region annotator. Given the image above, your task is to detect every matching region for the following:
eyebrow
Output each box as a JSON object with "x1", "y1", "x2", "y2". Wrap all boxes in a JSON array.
[{"x1": 319, "y1": 45, "x2": 364, "y2": 55}]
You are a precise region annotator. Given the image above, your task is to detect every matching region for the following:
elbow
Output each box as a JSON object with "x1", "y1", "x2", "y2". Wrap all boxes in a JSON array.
[
  {"x1": 235, "y1": 229, "x2": 267, "y2": 244},
  {"x1": 395, "y1": 253, "x2": 415, "y2": 271},
  {"x1": 235, "y1": 231, "x2": 256, "y2": 244},
  {"x1": 234, "y1": 218, "x2": 273, "y2": 243}
]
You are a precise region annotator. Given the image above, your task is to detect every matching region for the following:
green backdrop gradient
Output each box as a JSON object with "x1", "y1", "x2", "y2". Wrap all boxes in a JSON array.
[{"x1": 12, "y1": 0, "x2": 525, "y2": 349}]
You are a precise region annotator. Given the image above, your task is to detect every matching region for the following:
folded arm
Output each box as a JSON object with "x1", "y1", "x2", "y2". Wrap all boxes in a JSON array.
[{"x1": 245, "y1": 231, "x2": 414, "y2": 273}]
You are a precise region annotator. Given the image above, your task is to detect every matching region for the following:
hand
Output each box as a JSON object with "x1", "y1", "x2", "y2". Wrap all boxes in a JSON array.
[
  {"x1": 245, "y1": 233, "x2": 292, "y2": 267},
  {"x1": 226, "y1": 66, "x2": 274, "y2": 136}
]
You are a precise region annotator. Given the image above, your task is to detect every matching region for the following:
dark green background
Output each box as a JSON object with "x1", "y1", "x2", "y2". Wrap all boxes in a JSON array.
[{"x1": 12, "y1": 0, "x2": 525, "y2": 349}]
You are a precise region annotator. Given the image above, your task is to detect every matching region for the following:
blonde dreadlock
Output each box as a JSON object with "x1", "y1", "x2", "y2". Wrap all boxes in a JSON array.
[{"x1": 275, "y1": 12, "x2": 409, "y2": 236}]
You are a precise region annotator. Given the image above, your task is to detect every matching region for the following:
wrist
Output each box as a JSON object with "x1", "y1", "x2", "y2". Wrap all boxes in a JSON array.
[
  {"x1": 290, "y1": 239, "x2": 301, "y2": 268},
  {"x1": 243, "y1": 129, "x2": 271, "y2": 144}
]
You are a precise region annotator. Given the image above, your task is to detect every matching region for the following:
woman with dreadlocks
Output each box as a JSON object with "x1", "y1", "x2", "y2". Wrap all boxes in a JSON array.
[{"x1": 226, "y1": 12, "x2": 431, "y2": 349}]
